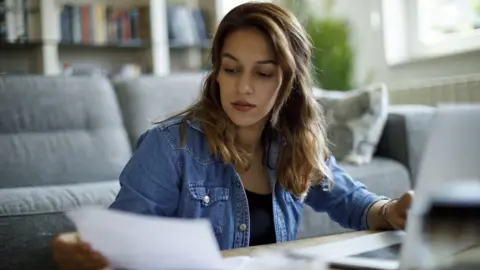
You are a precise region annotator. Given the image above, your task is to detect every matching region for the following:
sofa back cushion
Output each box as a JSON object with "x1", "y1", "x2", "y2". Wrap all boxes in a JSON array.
[
  {"x1": 113, "y1": 73, "x2": 206, "y2": 146},
  {"x1": 0, "y1": 76, "x2": 132, "y2": 188},
  {"x1": 314, "y1": 83, "x2": 389, "y2": 165}
]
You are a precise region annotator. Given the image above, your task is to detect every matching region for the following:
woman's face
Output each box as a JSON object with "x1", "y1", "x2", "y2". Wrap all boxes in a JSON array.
[{"x1": 217, "y1": 29, "x2": 283, "y2": 128}]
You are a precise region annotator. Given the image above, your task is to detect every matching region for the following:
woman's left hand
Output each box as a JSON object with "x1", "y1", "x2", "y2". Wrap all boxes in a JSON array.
[{"x1": 386, "y1": 191, "x2": 414, "y2": 230}]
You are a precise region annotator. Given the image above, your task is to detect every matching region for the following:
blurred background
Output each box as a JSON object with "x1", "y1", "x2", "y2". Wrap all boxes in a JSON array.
[
  {"x1": 1, "y1": 2, "x2": 480, "y2": 269},
  {"x1": 1, "y1": 0, "x2": 480, "y2": 99}
]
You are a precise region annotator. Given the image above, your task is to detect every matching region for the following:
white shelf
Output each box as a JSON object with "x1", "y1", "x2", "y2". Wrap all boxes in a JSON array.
[
  {"x1": 56, "y1": 0, "x2": 150, "y2": 8},
  {"x1": 34, "y1": 0, "x2": 169, "y2": 75},
  {"x1": 0, "y1": 0, "x2": 249, "y2": 75}
]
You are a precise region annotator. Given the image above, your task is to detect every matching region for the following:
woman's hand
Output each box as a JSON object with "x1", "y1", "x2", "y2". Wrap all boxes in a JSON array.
[
  {"x1": 52, "y1": 233, "x2": 109, "y2": 270},
  {"x1": 385, "y1": 190, "x2": 414, "y2": 230}
]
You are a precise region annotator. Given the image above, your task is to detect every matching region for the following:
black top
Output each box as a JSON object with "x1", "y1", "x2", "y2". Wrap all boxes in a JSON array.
[{"x1": 245, "y1": 189, "x2": 277, "y2": 246}]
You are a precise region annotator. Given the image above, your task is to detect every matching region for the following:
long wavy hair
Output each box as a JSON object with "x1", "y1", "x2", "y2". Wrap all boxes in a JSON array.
[{"x1": 170, "y1": 2, "x2": 332, "y2": 197}]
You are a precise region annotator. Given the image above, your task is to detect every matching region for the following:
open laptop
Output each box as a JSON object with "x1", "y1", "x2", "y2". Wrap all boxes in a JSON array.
[{"x1": 296, "y1": 104, "x2": 480, "y2": 270}]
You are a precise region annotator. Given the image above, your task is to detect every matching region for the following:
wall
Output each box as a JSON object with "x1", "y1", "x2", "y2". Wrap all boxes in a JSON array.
[{"x1": 332, "y1": 0, "x2": 480, "y2": 87}]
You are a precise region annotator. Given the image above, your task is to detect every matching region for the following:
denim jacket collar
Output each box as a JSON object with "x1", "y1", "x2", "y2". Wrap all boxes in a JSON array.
[{"x1": 185, "y1": 118, "x2": 283, "y2": 170}]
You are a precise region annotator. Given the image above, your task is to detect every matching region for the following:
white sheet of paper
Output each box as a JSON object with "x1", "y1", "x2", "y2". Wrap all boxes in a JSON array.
[
  {"x1": 66, "y1": 207, "x2": 228, "y2": 270},
  {"x1": 223, "y1": 256, "x2": 252, "y2": 269}
]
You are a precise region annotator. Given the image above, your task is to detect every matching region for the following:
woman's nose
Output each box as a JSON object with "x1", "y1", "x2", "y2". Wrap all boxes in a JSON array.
[{"x1": 237, "y1": 73, "x2": 253, "y2": 95}]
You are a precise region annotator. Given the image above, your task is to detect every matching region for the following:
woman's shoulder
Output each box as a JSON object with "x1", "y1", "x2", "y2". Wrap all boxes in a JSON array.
[
  {"x1": 155, "y1": 114, "x2": 202, "y2": 133},
  {"x1": 136, "y1": 115, "x2": 217, "y2": 164}
]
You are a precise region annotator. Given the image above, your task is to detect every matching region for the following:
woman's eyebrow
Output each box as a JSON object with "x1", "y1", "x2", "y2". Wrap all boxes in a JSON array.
[
  {"x1": 221, "y1": 53, "x2": 238, "y2": 62},
  {"x1": 221, "y1": 53, "x2": 276, "y2": 65}
]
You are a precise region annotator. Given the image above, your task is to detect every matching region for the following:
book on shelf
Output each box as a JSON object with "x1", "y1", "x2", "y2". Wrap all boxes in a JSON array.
[
  {"x1": 167, "y1": 5, "x2": 211, "y2": 48},
  {"x1": 60, "y1": 3, "x2": 150, "y2": 46},
  {"x1": 0, "y1": 0, "x2": 40, "y2": 43},
  {"x1": 1, "y1": 0, "x2": 212, "y2": 50}
]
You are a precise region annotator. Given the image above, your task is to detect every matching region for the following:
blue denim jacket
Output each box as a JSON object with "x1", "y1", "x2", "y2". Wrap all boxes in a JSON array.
[{"x1": 109, "y1": 116, "x2": 385, "y2": 250}]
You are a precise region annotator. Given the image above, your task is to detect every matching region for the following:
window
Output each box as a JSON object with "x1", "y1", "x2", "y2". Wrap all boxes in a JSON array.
[
  {"x1": 418, "y1": 0, "x2": 480, "y2": 45},
  {"x1": 382, "y1": 0, "x2": 480, "y2": 65}
]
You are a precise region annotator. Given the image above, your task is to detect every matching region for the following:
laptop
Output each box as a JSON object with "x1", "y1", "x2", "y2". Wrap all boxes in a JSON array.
[{"x1": 297, "y1": 104, "x2": 480, "y2": 270}]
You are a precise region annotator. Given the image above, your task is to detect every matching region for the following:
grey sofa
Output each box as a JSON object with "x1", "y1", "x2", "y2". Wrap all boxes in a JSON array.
[{"x1": 0, "y1": 74, "x2": 434, "y2": 270}]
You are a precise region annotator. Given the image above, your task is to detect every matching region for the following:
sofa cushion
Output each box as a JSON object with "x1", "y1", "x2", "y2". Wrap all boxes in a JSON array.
[
  {"x1": 0, "y1": 181, "x2": 119, "y2": 217},
  {"x1": 113, "y1": 73, "x2": 206, "y2": 147},
  {"x1": 0, "y1": 181, "x2": 119, "y2": 270},
  {"x1": 375, "y1": 105, "x2": 436, "y2": 184},
  {"x1": 339, "y1": 157, "x2": 411, "y2": 193},
  {"x1": 0, "y1": 76, "x2": 132, "y2": 188},
  {"x1": 314, "y1": 83, "x2": 389, "y2": 165},
  {"x1": 297, "y1": 157, "x2": 410, "y2": 239}
]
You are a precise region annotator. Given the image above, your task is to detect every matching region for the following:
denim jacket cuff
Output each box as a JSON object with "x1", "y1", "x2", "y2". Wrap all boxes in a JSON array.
[{"x1": 363, "y1": 195, "x2": 391, "y2": 230}]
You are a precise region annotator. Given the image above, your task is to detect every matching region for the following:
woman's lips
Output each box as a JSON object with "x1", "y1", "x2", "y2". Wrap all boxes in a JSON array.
[{"x1": 231, "y1": 102, "x2": 256, "y2": 112}]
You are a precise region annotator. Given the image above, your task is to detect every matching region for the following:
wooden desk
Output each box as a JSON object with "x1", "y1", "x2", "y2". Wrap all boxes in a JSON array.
[
  {"x1": 222, "y1": 231, "x2": 480, "y2": 270},
  {"x1": 222, "y1": 230, "x2": 375, "y2": 257},
  {"x1": 222, "y1": 230, "x2": 378, "y2": 270}
]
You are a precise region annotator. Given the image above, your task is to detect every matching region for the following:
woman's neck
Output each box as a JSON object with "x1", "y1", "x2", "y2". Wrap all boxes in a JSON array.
[{"x1": 236, "y1": 122, "x2": 265, "y2": 154}]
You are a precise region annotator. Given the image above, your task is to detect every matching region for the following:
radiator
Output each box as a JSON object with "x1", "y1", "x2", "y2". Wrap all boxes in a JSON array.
[{"x1": 387, "y1": 73, "x2": 480, "y2": 106}]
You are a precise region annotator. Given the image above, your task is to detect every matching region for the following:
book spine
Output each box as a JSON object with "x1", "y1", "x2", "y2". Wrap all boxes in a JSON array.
[
  {"x1": 138, "y1": 6, "x2": 150, "y2": 42},
  {"x1": 106, "y1": 7, "x2": 117, "y2": 43},
  {"x1": 121, "y1": 10, "x2": 131, "y2": 44},
  {"x1": 72, "y1": 5, "x2": 81, "y2": 43},
  {"x1": 81, "y1": 5, "x2": 90, "y2": 43},
  {"x1": 5, "y1": 0, "x2": 16, "y2": 42},
  {"x1": 115, "y1": 9, "x2": 122, "y2": 44},
  {"x1": 129, "y1": 8, "x2": 139, "y2": 44},
  {"x1": 26, "y1": 0, "x2": 40, "y2": 41},
  {"x1": 22, "y1": 0, "x2": 27, "y2": 40},
  {"x1": 60, "y1": 5, "x2": 73, "y2": 43},
  {"x1": 93, "y1": 4, "x2": 106, "y2": 44},
  {"x1": 0, "y1": 0, "x2": 6, "y2": 40},
  {"x1": 89, "y1": 5, "x2": 94, "y2": 43}
]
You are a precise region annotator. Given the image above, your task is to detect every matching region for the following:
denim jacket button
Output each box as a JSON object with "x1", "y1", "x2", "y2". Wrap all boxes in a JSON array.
[
  {"x1": 203, "y1": 195, "x2": 210, "y2": 204},
  {"x1": 239, "y1": 223, "x2": 247, "y2": 232}
]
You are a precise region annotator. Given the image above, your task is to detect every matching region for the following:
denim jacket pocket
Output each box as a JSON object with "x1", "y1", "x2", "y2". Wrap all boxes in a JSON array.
[{"x1": 187, "y1": 183, "x2": 230, "y2": 236}]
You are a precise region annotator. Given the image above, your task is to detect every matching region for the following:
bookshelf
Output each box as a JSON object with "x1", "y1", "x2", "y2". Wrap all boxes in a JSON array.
[{"x1": 0, "y1": 0, "x2": 244, "y2": 76}]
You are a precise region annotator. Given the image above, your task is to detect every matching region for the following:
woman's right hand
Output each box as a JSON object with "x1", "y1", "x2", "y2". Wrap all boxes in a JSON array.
[{"x1": 52, "y1": 233, "x2": 109, "y2": 270}]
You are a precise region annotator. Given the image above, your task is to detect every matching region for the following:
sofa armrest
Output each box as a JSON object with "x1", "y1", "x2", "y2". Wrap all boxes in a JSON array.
[{"x1": 375, "y1": 105, "x2": 436, "y2": 185}]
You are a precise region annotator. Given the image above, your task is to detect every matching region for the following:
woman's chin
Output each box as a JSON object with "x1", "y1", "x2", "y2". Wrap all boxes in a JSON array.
[{"x1": 227, "y1": 115, "x2": 267, "y2": 129}]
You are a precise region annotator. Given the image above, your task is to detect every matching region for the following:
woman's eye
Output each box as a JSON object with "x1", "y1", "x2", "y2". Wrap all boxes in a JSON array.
[
  {"x1": 257, "y1": 72, "x2": 272, "y2": 77},
  {"x1": 224, "y1": 68, "x2": 238, "y2": 73}
]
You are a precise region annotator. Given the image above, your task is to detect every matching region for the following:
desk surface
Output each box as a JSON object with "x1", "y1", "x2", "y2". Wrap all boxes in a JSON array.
[
  {"x1": 221, "y1": 230, "x2": 375, "y2": 258},
  {"x1": 222, "y1": 231, "x2": 480, "y2": 270},
  {"x1": 222, "y1": 230, "x2": 377, "y2": 270}
]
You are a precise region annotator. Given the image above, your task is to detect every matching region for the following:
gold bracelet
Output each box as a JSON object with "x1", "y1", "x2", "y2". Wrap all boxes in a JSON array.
[{"x1": 380, "y1": 199, "x2": 397, "y2": 227}]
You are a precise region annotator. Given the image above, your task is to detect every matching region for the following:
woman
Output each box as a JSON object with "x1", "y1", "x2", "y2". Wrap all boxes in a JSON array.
[{"x1": 52, "y1": 2, "x2": 413, "y2": 269}]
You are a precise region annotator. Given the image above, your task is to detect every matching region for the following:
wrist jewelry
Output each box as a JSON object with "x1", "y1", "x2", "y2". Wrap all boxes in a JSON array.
[{"x1": 380, "y1": 199, "x2": 398, "y2": 227}]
